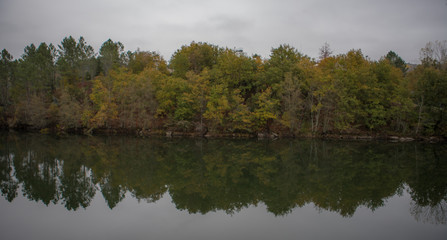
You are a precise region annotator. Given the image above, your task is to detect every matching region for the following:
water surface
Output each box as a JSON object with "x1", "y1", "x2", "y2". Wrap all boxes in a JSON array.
[{"x1": 1, "y1": 133, "x2": 446, "y2": 239}]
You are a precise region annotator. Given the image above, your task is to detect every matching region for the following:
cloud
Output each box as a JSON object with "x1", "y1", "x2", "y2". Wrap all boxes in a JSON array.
[{"x1": 1, "y1": 0, "x2": 446, "y2": 63}]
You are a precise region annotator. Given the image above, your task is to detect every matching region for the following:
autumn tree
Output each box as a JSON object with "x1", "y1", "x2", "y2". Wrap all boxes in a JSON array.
[
  {"x1": 204, "y1": 84, "x2": 252, "y2": 132},
  {"x1": 113, "y1": 68, "x2": 158, "y2": 129},
  {"x1": 304, "y1": 58, "x2": 336, "y2": 134},
  {"x1": 279, "y1": 72, "x2": 302, "y2": 134},
  {"x1": 252, "y1": 87, "x2": 279, "y2": 132},
  {"x1": 87, "y1": 73, "x2": 119, "y2": 130},
  {"x1": 183, "y1": 70, "x2": 211, "y2": 130}
]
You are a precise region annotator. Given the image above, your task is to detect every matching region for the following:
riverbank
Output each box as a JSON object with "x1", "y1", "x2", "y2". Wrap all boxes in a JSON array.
[{"x1": 2, "y1": 127, "x2": 444, "y2": 143}]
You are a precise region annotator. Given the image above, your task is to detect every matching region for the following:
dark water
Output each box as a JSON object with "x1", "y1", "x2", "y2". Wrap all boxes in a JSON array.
[{"x1": 1, "y1": 133, "x2": 446, "y2": 239}]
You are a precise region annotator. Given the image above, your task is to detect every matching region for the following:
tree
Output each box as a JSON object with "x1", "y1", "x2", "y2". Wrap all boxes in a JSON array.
[
  {"x1": 114, "y1": 68, "x2": 158, "y2": 129},
  {"x1": 331, "y1": 50, "x2": 368, "y2": 131},
  {"x1": 406, "y1": 41, "x2": 447, "y2": 136},
  {"x1": 57, "y1": 36, "x2": 96, "y2": 87},
  {"x1": 211, "y1": 48, "x2": 257, "y2": 100},
  {"x1": 88, "y1": 73, "x2": 119, "y2": 130},
  {"x1": 279, "y1": 72, "x2": 302, "y2": 134},
  {"x1": 8, "y1": 43, "x2": 56, "y2": 128},
  {"x1": 0, "y1": 49, "x2": 14, "y2": 109},
  {"x1": 16, "y1": 43, "x2": 55, "y2": 98},
  {"x1": 155, "y1": 76, "x2": 189, "y2": 123},
  {"x1": 420, "y1": 40, "x2": 447, "y2": 68},
  {"x1": 127, "y1": 50, "x2": 169, "y2": 74},
  {"x1": 264, "y1": 44, "x2": 303, "y2": 90},
  {"x1": 371, "y1": 59, "x2": 412, "y2": 132},
  {"x1": 35, "y1": 43, "x2": 57, "y2": 93},
  {"x1": 305, "y1": 60, "x2": 335, "y2": 134},
  {"x1": 252, "y1": 87, "x2": 279, "y2": 132},
  {"x1": 183, "y1": 70, "x2": 211, "y2": 129},
  {"x1": 385, "y1": 51, "x2": 407, "y2": 73},
  {"x1": 57, "y1": 89, "x2": 84, "y2": 130},
  {"x1": 169, "y1": 42, "x2": 220, "y2": 78},
  {"x1": 204, "y1": 84, "x2": 231, "y2": 131},
  {"x1": 314, "y1": 56, "x2": 341, "y2": 133},
  {"x1": 319, "y1": 42, "x2": 333, "y2": 61},
  {"x1": 98, "y1": 39, "x2": 125, "y2": 75},
  {"x1": 411, "y1": 66, "x2": 447, "y2": 135}
]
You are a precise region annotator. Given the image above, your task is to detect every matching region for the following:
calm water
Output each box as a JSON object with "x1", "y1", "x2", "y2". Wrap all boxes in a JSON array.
[{"x1": 1, "y1": 133, "x2": 446, "y2": 239}]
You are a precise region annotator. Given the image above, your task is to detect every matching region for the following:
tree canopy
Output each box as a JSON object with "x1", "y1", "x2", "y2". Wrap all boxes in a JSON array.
[{"x1": 1, "y1": 37, "x2": 446, "y2": 137}]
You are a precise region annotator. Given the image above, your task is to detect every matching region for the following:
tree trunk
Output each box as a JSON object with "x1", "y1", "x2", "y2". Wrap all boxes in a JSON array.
[{"x1": 416, "y1": 96, "x2": 424, "y2": 134}]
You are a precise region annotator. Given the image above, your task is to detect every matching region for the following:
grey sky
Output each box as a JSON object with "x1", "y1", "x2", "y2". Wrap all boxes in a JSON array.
[{"x1": 1, "y1": 0, "x2": 446, "y2": 63}]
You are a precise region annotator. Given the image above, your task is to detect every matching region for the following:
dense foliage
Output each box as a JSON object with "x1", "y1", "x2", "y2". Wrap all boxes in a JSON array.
[{"x1": 1, "y1": 37, "x2": 446, "y2": 137}]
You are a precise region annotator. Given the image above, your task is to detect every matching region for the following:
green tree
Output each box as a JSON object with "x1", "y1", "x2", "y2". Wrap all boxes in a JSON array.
[
  {"x1": 385, "y1": 51, "x2": 407, "y2": 73},
  {"x1": 372, "y1": 58, "x2": 412, "y2": 132},
  {"x1": 169, "y1": 42, "x2": 220, "y2": 78},
  {"x1": 411, "y1": 66, "x2": 447, "y2": 135},
  {"x1": 175, "y1": 70, "x2": 211, "y2": 129},
  {"x1": 9, "y1": 43, "x2": 56, "y2": 128},
  {"x1": 57, "y1": 36, "x2": 96, "y2": 87},
  {"x1": 127, "y1": 50, "x2": 169, "y2": 74},
  {"x1": 98, "y1": 39, "x2": 125, "y2": 75},
  {"x1": 0, "y1": 49, "x2": 15, "y2": 123},
  {"x1": 211, "y1": 49, "x2": 257, "y2": 100},
  {"x1": 155, "y1": 76, "x2": 189, "y2": 123},
  {"x1": 15, "y1": 43, "x2": 56, "y2": 98},
  {"x1": 408, "y1": 41, "x2": 447, "y2": 136},
  {"x1": 263, "y1": 44, "x2": 303, "y2": 90},
  {"x1": 204, "y1": 84, "x2": 231, "y2": 131},
  {"x1": 279, "y1": 72, "x2": 302, "y2": 134},
  {"x1": 331, "y1": 50, "x2": 369, "y2": 131},
  {"x1": 113, "y1": 67, "x2": 158, "y2": 129}
]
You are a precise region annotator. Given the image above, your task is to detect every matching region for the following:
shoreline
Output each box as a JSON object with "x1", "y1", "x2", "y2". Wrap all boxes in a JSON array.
[{"x1": 2, "y1": 127, "x2": 444, "y2": 143}]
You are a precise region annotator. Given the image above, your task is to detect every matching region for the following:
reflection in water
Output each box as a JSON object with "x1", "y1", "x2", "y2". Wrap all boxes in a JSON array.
[{"x1": 1, "y1": 133, "x2": 446, "y2": 223}]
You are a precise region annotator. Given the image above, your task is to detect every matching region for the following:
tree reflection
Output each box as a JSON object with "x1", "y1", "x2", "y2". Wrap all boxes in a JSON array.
[
  {"x1": 99, "y1": 172, "x2": 125, "y2": 209},
  {"x1": 0, "y1": 153, "x2": 18, "y2": 202},
  {"x1": 0, "y1": 134, "x2": 18, "y2": 202},
  {"x1": 411, "y1": 200, "x2": 447, "y2": 225},
  {"x1": 59, "y1": 164, "x2": 95, "y2": 210},
  {"x1": 0, "y1": 133, "x2": 446, "y2": 224},
  {"x1": 407, "y1": 144, "x2": 447, "y2": 224}
]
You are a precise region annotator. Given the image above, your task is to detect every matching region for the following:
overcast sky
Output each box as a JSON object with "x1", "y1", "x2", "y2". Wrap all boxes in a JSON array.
[{"x1": 1, "y1": 0, "x2": 446, "y2": 63}]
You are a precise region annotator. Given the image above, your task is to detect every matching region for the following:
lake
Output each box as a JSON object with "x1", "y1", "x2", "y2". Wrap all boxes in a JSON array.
[{"x1": 1, "y1": 133, "x2": 446, "y2": 239}]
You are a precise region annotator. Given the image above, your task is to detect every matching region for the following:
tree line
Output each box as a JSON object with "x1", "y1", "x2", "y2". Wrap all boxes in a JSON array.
[{"x1": 1, "y1": 37, "x2": 446, "y2": 137}]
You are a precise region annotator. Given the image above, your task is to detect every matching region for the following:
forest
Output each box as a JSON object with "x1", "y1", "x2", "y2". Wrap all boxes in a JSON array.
[{"x1": 0, "y1": 37, "x2": 446, "y2": 137}]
